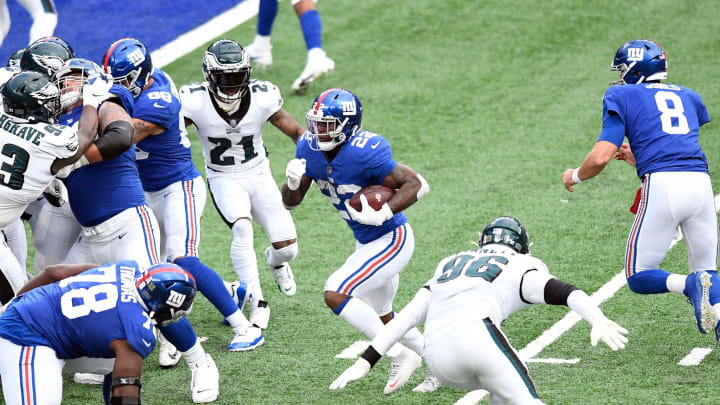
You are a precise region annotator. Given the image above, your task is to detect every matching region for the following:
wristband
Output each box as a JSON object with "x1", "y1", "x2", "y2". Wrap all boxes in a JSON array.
[{"x1": 571, "y1": 167, "x2": 583, "y2": 183}]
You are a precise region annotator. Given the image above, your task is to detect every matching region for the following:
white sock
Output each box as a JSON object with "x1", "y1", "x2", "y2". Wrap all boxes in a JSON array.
[
  {"x1": 399, "y1": 327, "x2": 424, "y2": 356},
  {"x1": 253, "y1": 34, "x2": 271, "y2": 48},
  {"x1": 338, "y1": 297, "x2": 385, "y2": 338},
  {"x1": 666, "y1": 274, "x2": 687, "y2": 294},
  {"x1": 182, "y1": 342, "x2": 207, "y2": 367},
  {"x1": 307, "y1": 47, "x2": 326, "y2": 60},
  {"x1": 226, "y1": 309, "x2": 251, "y2": 334}
]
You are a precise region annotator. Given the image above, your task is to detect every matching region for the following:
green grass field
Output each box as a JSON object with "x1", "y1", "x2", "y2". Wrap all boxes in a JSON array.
[{"x1": 52, "y1": 0, "x2": 720, "y2": 403}]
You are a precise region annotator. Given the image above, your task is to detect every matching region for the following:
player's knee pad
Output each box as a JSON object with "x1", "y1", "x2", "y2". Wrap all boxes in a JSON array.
[
  {"x1": 626, "y1": 270, "x2": 670, "y2": 294},
  {"x1": 266, "y1": 242, "x2": 298, "y2": 267}
]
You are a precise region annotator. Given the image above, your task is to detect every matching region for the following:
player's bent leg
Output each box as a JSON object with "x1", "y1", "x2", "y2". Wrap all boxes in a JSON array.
[
  {"x1": 0, "y1": 338, "x2": 64, "y2": 405},
  {"x1": 247, "y1": 0, "x2": 277, "y2": 68},
  {"x1": 0, "y1": 238, "x2": 27, "y2": 303},
  {"x1": 265, "y1": 239, "x2": 298, "y2": 296},
  {"x1": 157, "y1": 331, "x2": 182, "y2": 368}
]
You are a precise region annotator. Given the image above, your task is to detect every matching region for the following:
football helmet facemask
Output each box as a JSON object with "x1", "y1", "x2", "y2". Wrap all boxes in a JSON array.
[
  {"x1": 135, "y1": 263, "x2": 197, "y2": 326},
  {"x1": 306, "y1": 88, "x2": 363, "y2": 151},
  {"x1": 2, "y1": 71, "x2": 61, "y2": 123},
  {"x1": 203, "y1": 39, "x2": 251, "y2": 111},
  {"x1": 610, "y1": 39, "x2": 667, "y2": 85},
  {"x1": 102, "y1": 38, "x2": 153, "y2": 97},
  {"x1": 20, "y1": 36, "x2": 74, "y2": 77},
  {"x1": 54, "y1": 58, "x2": 105, "y2": 109},
  {"x1": 479, "y1": 216, "x2": 530, "y2": 254}
]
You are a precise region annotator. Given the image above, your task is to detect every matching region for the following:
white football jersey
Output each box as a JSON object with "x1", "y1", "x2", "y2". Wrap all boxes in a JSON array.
[
  {"x1": 0, "y1": 112, "x2": 78, "y2": 228},
  {"x1": 179, "y1": 79, "x2": 283, "y2": 176},
  {"x1": 423, "y1": 244, "x2": 551, "y2": 343}
]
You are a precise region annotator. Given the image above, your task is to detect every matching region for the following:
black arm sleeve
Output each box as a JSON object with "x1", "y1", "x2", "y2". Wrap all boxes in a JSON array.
[
  {"x1": 543, "y1": 278, "x2": 579, "y2": 306},
  {"x1": 95, "y1": 121, "x2": 134, "y2": 161}
]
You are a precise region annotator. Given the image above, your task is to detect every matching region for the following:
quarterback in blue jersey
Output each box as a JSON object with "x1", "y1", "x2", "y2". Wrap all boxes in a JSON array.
[
  {"x1": 282, "y1": 88, "x2": 432, "y2": 394},
  {"x1": 0, "y1": 261, "x2": 195, "y2": 405},
  {"x1": 563, "y1": 39, "x2": 720, "y2": 339},
  {"x1": 103, "y1": 38, "x2": 261, "y2": 359}
]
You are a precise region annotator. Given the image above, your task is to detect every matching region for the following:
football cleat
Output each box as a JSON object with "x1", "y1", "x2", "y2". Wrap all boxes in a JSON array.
[
  {"x1": 158, "y1": 332, "x2": 182, "y2": 368},
  {"x1": 249, "y1": 300, "x2": 270, "y2": 330},
  {"x1": 291, "y1": 49, "x2": 334, "y2": 93},
  {"x1": 412, "y1": 371, "x2": 442, "y2": 393},
  {"x1": 684, "y1": 271, "x2": 715, "y2": 334},
  {"x1": 228, "y1": 280, "x2": 250, "y2": 313},
  {"x1": 245, "y1": 41, "x2": 272, "y2": 68},
  {"x1": 264, "y1": 247, "x2": 297, "y2": 296},
  {"x1": 73, "y1": 373, "x2": 104, "y2": 385},
  {"x1": 228, "y1": 325, "x2": 265, "y2": 352},
  {"x1": 190, "y1": 354, "x2": 219, "y2": 403},
  {"x1": 384, "y1": 347, "x2": 422, "y2": 395}
]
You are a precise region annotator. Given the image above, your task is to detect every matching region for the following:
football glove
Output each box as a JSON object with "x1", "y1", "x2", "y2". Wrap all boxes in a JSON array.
[
  {"x1": 344, "y1": 194, "x2": 394, "y2": 226},
  {"x1": 590, "y1": 316, "x2": 628, "y2": 351},
  {"x1": 42, "y1": 178, "x2": 69, "y2": 207},
  {"x1": 329, "y1": 358, "x2": 371, "y2": 390},
  {"x1": 285, "y1": 158, "x2": 306, "y2": 191},
  {"x1": 82, "y1": 74, "x2": 113, "y2": 108}
]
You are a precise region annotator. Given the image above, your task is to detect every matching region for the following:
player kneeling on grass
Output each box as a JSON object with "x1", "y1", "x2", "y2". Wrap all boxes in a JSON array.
[
  {"x1": 330, "y1": 217, "x2": 628, "y2": 403},
  {"x1": 0, "y1": 261, "x2": 196, "y2": 405}
]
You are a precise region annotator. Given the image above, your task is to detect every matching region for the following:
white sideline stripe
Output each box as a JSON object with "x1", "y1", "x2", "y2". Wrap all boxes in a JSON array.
[
  {"x1": 527, "y1": 358, "x2": 581, "y2": 364},
  {"x1": 455, "y1": 192, "x2": 720, "y2": 404},
  {"x1": 151, "y1": 0, "x2": 260, "y2": 68},
  {"x1": 678, "y1": 348, "x2": 713, "y2": 366}
]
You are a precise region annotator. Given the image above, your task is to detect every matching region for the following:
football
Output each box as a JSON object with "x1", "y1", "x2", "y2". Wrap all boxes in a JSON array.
[{"x1": 348, "y1": 185, "x2": 396, "y2": 211}]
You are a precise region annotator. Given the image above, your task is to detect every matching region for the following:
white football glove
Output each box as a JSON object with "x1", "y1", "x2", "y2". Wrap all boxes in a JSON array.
[
  {"x1": 344, "y1": 194, "x2": 394, "y2": 226},
  {"x1": 82, "y1": 74, "x2": 113, "y2": 108},
  {"x1": 42, "y1": 178, "x2": 69, "y2": 207},
  {"x1": 329, "y1": 358, "x2": 371, "y2": 390},
  {"x1": 285, "y1": 158, "x2": 306, "y2": 191},
  {"x1": 590, "y1": 316, "x2": 628, "y2": 351}
]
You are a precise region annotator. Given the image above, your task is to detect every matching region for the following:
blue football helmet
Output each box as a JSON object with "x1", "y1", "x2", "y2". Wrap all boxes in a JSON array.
[
  {"x1": 479, "y1": 217, "x2": 530, "y2": 254},
  {"x1": 135, "y1": 263, "x2": 197, "y2": 326},
  {"x1": 20, "y1": 36, "x2": 74, "y2": 77},
  {"x1": 102, "y1": 38, "x2": 153, "y2": 97},
  {"x1": 54, "y1": 58, "x2": 106, "y2": 109},
  {"x1": 305, "y1": 88, "x2": 363, "y2": 151},
  {"x1": 610, "y1": 39, "x2": 667, "y2": 85}
]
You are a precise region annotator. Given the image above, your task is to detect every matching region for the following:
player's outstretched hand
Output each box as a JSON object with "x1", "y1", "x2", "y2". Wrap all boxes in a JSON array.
[
  {"x1": 345, "y1": 194, "x2": 393, "y2": 226},
  {"x1": 82, "y1": 74, "x2": 113, "y2": 108},
  {"x1": 613, "y1": 143, "x2": 636, "y2": 167},
  {"x1": 562, "y1": 168, "x2": 576, "y2": 192},
  {"x1": 590, "y1": 316, "x2": 628, "y2": 351},
  {"x1": 329, "y1": 358, "x2": 371, "y2": 390},
  {"x1": 286, "y1": 158, "x2": 306, "y2": 191}
]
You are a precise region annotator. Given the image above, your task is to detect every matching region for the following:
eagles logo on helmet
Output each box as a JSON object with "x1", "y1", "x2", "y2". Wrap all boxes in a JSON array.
[
  {"x1": 305, "y1": 88, "x2": 363, "y2": 151},
  {"x1": 479, "y1": 216, "x2": 530, "y2": 254},
  {"x1": 2, "y1": 71, "x2": 62, "y2": 123},
  {"x1": 20, "y1": 36, "x2": 75, "y2": 77}
]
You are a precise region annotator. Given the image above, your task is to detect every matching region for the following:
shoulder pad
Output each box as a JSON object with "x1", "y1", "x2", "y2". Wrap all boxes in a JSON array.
[{"x1": 39, "y1": 124, "x2": 79, "y2": 158}]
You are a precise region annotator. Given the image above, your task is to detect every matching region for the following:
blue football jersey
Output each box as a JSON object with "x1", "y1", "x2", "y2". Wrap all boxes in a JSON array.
[
  {"x1": 600, "y1": 83, "x2": 710, "y2": 178},
  {"x1": 296, "y1": 131, "x2": 407, "y2": 244},
  {"x1": 0, "y1": 261, "x2": 156, "y2": 360},
  {"x1": 62, "y1": 92, "x2": 146, "y2": 227},
  {"x1": 134, "y1": 69, "x2": 199, "y2": 192}
]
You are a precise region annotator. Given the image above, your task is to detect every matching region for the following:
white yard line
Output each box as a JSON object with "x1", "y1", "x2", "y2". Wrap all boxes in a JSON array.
[
  {"x1": 678, "y1": 348, "x2": 713, "y2": 366},
  {"x1": 527, "y1": 358, "x2": 581, "y2": 364},
  {"x1": 151, "y1": 0, "x2": 259, "y2": 68},
  {"x1": 454, "y1": 193, "x2": 720, "y2": 404}
]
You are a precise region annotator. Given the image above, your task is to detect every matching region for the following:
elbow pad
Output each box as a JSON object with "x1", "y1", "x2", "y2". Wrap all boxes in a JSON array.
[
  {"x1": 95, "y1": 121, "x2": 134, "y2": 160},
  {"x1": 544, "y1": 278, "x2": 579, "y2": 306}
]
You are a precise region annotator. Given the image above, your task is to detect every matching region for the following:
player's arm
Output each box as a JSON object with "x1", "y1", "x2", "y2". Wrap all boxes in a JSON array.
[
  {"x1": 50, "y1": 104, "x2": 98, "y2": 174},
  {"x1": 330, "y1": 286, "x2": 431, "y2": 390},
  {"x1": 108, "y1": 339, "x2": 144, "y2": 403},
  {"x1": 268, "y1": 108, "x2": 304, "y2": 144},
  {"x1": 520, "y1": 270, "x2": 628, "y2": 351},
  {"x1": 132, "y1": 118, "x2": 164, "y2": 143},
  {"x1": 281, "y1": 162, "x2": 312, "y2": 210},
  {"x1": 16, "y1": 263, "x2": 98, "y2": 295},
  {"x1": 82, "y1": 101, "x2": 135, "y2": 164},
  {"x1": 381, "y1": 163, "x2": 429, "y2": 214}
]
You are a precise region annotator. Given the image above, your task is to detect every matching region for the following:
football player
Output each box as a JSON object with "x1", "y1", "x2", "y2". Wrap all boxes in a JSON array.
[
  {"x1": 0, "y1": 71, "x2": 98, "y2": 302},
  {"x1": 180, "y1": 39, "x2": 304, "y2": 331},
  {"x1": 103, "y1": 38, "x2": 262, "y2": 354},
  {"x1": 282, "y1": 88, "x2": 432, "y2": 394},
  {"x1": 54, "y1": 57, "x2": 220, "y2": 403},
  {"x1": 245, "y1": 0, "x2": 334, "y2": 93},
  {"x1": 0, "y1": 261, "x2": 196, "y2": 405},
  {"x1": 330, "y1": 217, "x2": 629, "y2": 402},
  {"x1": 562, "y1": 40, "x2": 720, "y2": 339},
  {"x1": 0, "y1": 0, "x2": 58, "y2": 47}
]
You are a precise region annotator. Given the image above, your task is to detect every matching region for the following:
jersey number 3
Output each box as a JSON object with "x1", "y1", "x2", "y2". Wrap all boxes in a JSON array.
[{"x1": 654, "y1": 91, "x2": 690, "y2": 135}]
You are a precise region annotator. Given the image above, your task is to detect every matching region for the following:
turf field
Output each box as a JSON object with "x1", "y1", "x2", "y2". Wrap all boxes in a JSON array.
[{"x1": 46, "y1": 0, "x2": 720, "y2": 403}]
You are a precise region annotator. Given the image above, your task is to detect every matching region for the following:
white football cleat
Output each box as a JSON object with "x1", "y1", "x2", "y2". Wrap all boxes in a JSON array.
[
  {"x1": 291, "y1": 48, "x2": 335, "y2": 93},
  {"x1": 412, "y1": 371, "x2": 442, "y2": 393},
  {"x1": 227, "y1": 280, "x2": 250, "y2": 313},
  {"x1": 265, "y1": 247, "x2": 297, "y2": 296},
  {"x1": 245, "y1": 41, "x2": 273, "y2": 68},
  {"x1": 228, "y1": 325, "x2": 265, "y2": 352},
  {"x1": 249, "y1": 300, "x2": 270, "y2": 330},
  {"x1": 158, "y1": 332, "x2": 182, "y2": 368},
  {"x1": 73, "y1": 373, "x2": 104, "y2": 384},
  {"x1": 190, "y1": 354, "x2": 219, "y2": 403},
  {"x1": 384, "y1": 347, "x2": 422, "y2": 395}
]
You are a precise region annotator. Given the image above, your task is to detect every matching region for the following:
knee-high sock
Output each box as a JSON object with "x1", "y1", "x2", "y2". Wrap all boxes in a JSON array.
[
  {"x1": 231, "y1": 219, "x2": 262, "y2": 304},
  {"x1": 257, "y1": 0, "x2": 278, "y2": 36},
  {"x1": 299, "y1": 9, "x2": 322, "y2": 51},
  {"x1": 175, "y1": 256, "x2": 238, "y2": 318}
]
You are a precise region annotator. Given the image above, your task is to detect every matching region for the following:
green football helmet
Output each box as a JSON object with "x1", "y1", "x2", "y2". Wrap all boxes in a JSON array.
[
  {"x1": 20, "y1": 37, "x2": 74, "y2": 77},
  {"x1": 2, "y1": 71, "x2": 62, "y2": 123},
  {"x1": 479, "y1": 217, "x2": 530, "y2": 254},
  {"x1": 7, "y1": 48, "x2": 25, "y2": 67},
  {"x1": 202, "y1": 39, "x2": 251, "y2": 108}
]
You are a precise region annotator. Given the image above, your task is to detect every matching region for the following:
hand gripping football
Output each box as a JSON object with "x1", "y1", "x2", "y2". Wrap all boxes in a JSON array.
[{"x1": 348, "y1": 185, "x2": 395, "y2": 211}]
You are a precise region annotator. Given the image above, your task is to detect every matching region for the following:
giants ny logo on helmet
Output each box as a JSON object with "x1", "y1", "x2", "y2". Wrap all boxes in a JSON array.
[
  {"x1": 627, "y1": 48, "x2": 644, "y2": 62},
  {"x1": 341, "y1": 101, "x2": 357, "y2": 115},
  {"x1": 166, "y1": 290, "x2": 187, "y2": 308},
  {"x1": 127, "y1": 49, "x2": 146, "y2": 67}
]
